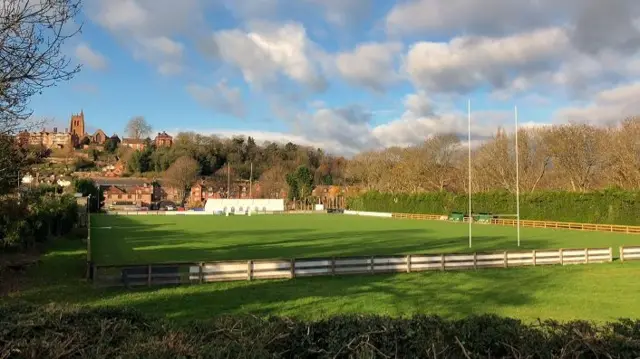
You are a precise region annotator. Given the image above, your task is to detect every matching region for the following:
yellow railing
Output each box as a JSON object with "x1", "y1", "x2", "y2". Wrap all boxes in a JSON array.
[{"x1": 390, "y1": 213, "x2": 640, "y2": 234}]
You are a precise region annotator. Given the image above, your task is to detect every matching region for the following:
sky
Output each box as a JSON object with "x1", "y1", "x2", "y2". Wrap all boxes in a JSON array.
[{"x1": 30, "y1": 0, "x2": 640, "y2": 155}]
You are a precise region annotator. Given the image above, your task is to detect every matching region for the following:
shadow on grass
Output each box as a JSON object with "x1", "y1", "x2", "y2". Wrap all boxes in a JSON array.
[
  {"x1": 90, "y1": 215, "x2": 555, "y2": 265},
  {"x1": 5, "y1": 235, "x2": 564, "y2": 324}
]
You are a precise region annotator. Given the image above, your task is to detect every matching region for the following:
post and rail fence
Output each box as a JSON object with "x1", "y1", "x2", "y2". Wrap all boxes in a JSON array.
[
  {"x1": 390, "y1": 212, "x2": 640, "y2": 234},
  {"x1": 91, "y1": 247, "x2": 620, "y2": 288}
]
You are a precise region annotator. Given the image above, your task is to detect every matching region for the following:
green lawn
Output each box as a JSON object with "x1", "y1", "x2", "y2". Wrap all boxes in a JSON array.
[
  {"x1": 5, "y1": 237, "x2": 640, "y2": 324},
  {"x1": 91, "y1": 214, "x2": 640, "y2": 265}
]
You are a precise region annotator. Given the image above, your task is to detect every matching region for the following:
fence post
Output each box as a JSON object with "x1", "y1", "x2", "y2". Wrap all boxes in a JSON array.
[
  {"x1": 290, "y1": 259, "x2": 295, "y2": 279},
  {"x1": 473, "y1": 252, "x2": 477, "y2": 270},
  {"x1": 147, "y1": 264, "x2": 152, "y2": 287},
  {"x1": 370, "y1": 256, "x2": 374, "y2": 274},
  {"x1": 331, "y1": 257, "x2": 336, "y2": 276},
  {"x1": 504, "y1": 251, "x2": 508, "y2": 268},
  {"x1": 440, "y1": 254, "x2": 445, "y2": 271},
  {"x1": 560, "y1": 249, "x2": 564, "y2": 265},
  {"x1": 406, "y1": 255, "x2": 411, "y2": 273},
  {"x1": 532, "y1": 250, "x2": 536, "y2": 266},
  {"x1": 199, "y1": 262, "x2": 204, "y2": 284},
  {"x1": 247, "y1": 260, "x2": 253, "y2": 281},
  {"x1": 620, "y1": 247, "x2": 624, "y2": 263},
  {"x1": 585, "y1": 248, "x2": 588, "y2": 264},
  {"x1": 609, "y1": 247, "x2": 613, "y2": 262}
]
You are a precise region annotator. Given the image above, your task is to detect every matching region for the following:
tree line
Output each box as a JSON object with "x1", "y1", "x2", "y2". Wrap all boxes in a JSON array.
[
  {"x1": 111, "y1": 118, "x2": 640, "y2": 199},
  {"x1": 345, "y1": 118, "x2": 640, "y2": 194}
]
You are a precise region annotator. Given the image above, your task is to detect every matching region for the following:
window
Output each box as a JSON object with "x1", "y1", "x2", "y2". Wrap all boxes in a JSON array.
[
  {"x1": 127, "y1": 194, "x2": 132, "y2": 199},
  {"x1": 118, "y1": 194, "x2": 122, "y2": 199}
]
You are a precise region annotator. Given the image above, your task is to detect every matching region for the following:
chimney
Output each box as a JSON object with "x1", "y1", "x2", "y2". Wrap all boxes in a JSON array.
[{"x1": 53, "y1": 127, "x2": 57, "y2": 133}]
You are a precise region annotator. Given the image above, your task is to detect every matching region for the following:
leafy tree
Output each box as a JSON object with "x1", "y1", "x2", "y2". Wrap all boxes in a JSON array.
[
  {"x1": 286, "y1": 165, "x2": 314, "y2": 200},
  {"x1": 104, "y1": 138, "x2": 118, "y2": 153},
  {"x1": 73, "y1": 178, "x2": 102, "y2": 212},
  {"x1": 81, "y1": 136, "x2": 91, "y2": 146}
]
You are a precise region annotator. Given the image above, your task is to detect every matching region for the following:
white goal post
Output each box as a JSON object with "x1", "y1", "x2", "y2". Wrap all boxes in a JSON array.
[{"x1": 467, "y1": 101, "x2": 521, "y2": 247}]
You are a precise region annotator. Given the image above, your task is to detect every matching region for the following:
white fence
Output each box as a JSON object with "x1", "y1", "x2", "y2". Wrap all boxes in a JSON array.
[
  {"x1": 183, "y1": 247, "x2": 612, "y2": 284},
  {"x1": 343, "y1": 210, "x2": 393, "y2": 218},
  {"x1": 620, "y1": 246, "x2": 640, "y2": 262},
  {"x1": 204, "y1": 198, "x2": 285, "y2": 214},
  {"x1": 93, "y1": 247, "x2": 613, "y2": 287}
]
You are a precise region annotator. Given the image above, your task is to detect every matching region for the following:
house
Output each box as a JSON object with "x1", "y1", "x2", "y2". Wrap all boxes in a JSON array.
[
  {"x1": 121, "y1": 138, "x2": 146, "y2": 150},
  {"x1": 103, "y1": 184, "x2": 153, "y2": 209},
  {"x1": 154, "y1": 131, "x2": 173, "y2": 147},
  {"x1": 22, "y1": 127, "x2": 72, "y2": 149}
]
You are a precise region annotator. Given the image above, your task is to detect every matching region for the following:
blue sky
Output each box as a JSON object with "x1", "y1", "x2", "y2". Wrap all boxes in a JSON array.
[{"x1": 30, "y1": 0, "x2": 640, "y2": 155}]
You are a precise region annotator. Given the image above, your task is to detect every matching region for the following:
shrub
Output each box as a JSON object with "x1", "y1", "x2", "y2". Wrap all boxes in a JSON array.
[
  {"x1": 348, "y1": 189, "x2": 640, "y2": 225},
  {"x1": 0, "y1": 192, "x2": 79, "y2": 251},
  {"x1": 1, "y1": 305, "x2": 640, "y2": 358}
]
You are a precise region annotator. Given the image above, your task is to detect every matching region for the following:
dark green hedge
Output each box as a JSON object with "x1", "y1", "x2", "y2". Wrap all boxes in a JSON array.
[
  {"x1": 2, "y1": 305, "x2": 640, "y2": 358},
  {"x1": 347, "y1": 190, "x2": 640, "y2": 225}
]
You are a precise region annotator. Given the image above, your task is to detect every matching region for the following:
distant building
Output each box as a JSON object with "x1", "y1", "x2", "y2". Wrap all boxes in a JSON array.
[
  {"x1": 15, "y1": 110, "x2": 104, "y2": 149},
  {"x1": 91, "y1": 129, "x2": 107, "y2": 144},
  {"x1": 121, "y1": 138, "x2": 146, "y2": 150},
  {"x1": 69, "y1": 110, "x2": 85, "y2": 146},
  {"x1": 103, "y1": 183, "x2": 153, "y2": 209},
  {"x1": 154, "y1": 131, "x2": 173, "y2": 147},
  {"x1": 22, "y1": 127, "x2": 72, "y2": 149}
]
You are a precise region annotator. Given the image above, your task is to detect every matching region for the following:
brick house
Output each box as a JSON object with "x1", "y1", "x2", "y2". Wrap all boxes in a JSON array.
[
  {"x1": 103, "y1": 184, "x2": 153, "y2": 209},
  {"x1": 154, "y1": 131, "x2": 173, "y2": 147},
  {"x1": 121, "y1": 138, "x2": 146, "y2": 150}
]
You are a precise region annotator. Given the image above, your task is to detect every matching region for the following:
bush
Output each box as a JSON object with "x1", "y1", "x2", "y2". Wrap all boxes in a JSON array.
[
  {"x1": 348, "y1": 189, "x2": 640, "y2": 225},
  {"x1": 1, "y1": 305, "x2": 640, "y2": 358},
  {"x1": 0, "y1": 192, "x2": 79, "y2": 251}
]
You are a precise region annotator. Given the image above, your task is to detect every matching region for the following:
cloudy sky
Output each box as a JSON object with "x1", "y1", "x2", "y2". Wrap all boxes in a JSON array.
[{"x1": 32, "y1": 0, "x2": 640, "y2": 155}]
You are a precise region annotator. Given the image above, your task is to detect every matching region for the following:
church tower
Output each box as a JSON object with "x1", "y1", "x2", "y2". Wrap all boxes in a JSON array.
[{"x1": 69, "y1": 110, "x2": 85, "y2": 146}]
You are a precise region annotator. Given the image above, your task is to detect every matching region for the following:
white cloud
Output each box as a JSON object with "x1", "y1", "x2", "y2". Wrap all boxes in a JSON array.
[
  {"x1": 555, "y1": 82, "x2": 640, "y2": 125},
  {"x1": 186, "y1": 80, "x2": 246, "y2": 118},
  {"x1": 209, "y1": 22, "x2": 327, "y2": 90},
  {"x1": 336, "y1": 42, "x2": 403, "y2": 92},
  {"x1": 405, "y1": 27, "x2": 569, "y2": 93},
  {"x1": 74, "y1": 43, "x2": 108, "y2": 70},
  {"x1": 86, "y1": 0, "x2": 207, "y2": 75}
]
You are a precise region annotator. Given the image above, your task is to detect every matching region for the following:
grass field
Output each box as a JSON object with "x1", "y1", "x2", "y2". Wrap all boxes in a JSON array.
[
  {"x1": 4, "y1": 214, "x2": 640, "y2": 324},
  {"x1": 5, "y1": 237, "x2": 640, "y2": 324},
  {"x1": 91, "y1": 214, "x2": 640, "y2": 265}
]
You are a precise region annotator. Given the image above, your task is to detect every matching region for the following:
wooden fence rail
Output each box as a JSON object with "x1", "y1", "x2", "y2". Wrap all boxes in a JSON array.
[
  {"x1": 390, "y1": 213, "x2": 640, "y2": 234},
  {"x1": 93, "y1": 247, "x2": 613, "y2": 288}
]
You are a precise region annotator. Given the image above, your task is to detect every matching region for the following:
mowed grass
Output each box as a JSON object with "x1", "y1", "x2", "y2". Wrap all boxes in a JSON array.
[
  {"x1": 91, "y1": 214, "x2": 640, "y2": 265},
  {"x1": 5, "y1": 237, "x2": 640, "y2": 323}
]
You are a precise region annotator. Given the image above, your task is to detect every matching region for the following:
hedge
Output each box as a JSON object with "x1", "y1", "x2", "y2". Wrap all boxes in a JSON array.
[
  {"x1": 2, "y1": 305, "x2": 640, "y2": 358},
  {"x1": 347, "y1": 190, "x2": 640, "y2": 225}
]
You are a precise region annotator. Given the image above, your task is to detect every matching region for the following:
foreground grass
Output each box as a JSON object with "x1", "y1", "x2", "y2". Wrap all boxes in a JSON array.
[
  {"x1": 91, "y1": 214, "x2": 640, "y2": 265},
  {"x1": 4, "y1": 237, "x2": 640, "y2": 324}
]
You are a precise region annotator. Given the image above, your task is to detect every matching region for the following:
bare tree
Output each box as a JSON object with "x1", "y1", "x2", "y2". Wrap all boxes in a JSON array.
[
  {"x1": 1, "y1": 0, "x2": 82, "y2": 135},
  {"x1": 258, "y1": 164, "x2": 287, "y2": 198},
  {"x1": 125, "y1": 116, "x2": 152, "y2": 140},
  {"x1": 605, "y1": 117, "x2": 640, "y2": 189},
  {"x1": 543, "y1": 124, "x2": 607, "y2": 192},
  {"x1": 164, "y1": 156, "x2": 200, "y2": 205},
  {"x1": 421, "y1": 134, "x2": 461, "y2": 191}
]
